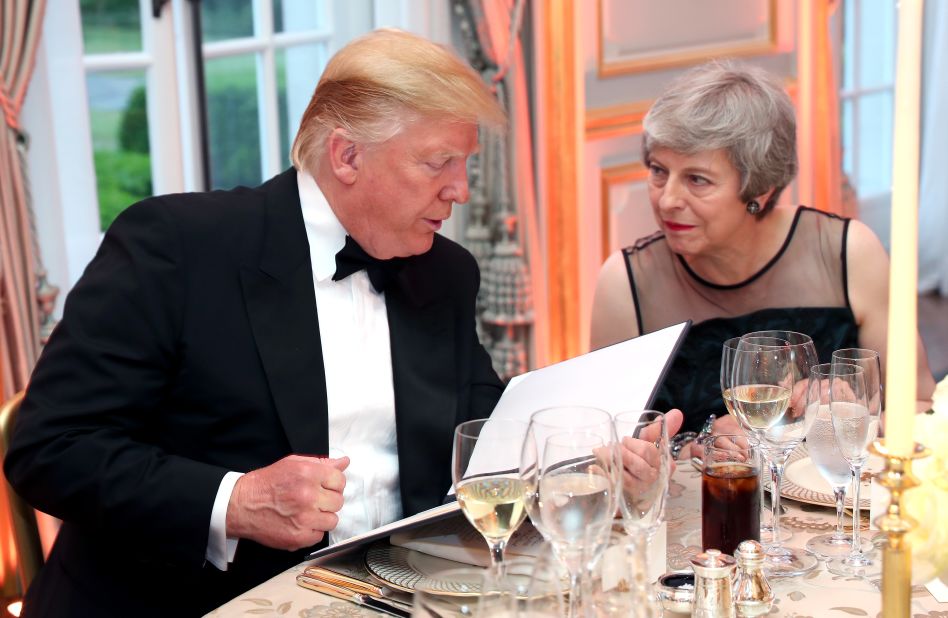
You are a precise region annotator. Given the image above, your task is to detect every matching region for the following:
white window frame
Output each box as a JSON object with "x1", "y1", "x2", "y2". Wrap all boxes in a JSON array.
[
  {"x1": 839, "y1": 0, "x2": 897, "y2": 240},
  {"x1": 26, "y1": 0, "x2": 447, "y2": 317}
]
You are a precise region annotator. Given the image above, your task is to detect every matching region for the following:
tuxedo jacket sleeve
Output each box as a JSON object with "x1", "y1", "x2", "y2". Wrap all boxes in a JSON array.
[{"x1": 3, "y1": 169, "x2": 504, "y2": 614}]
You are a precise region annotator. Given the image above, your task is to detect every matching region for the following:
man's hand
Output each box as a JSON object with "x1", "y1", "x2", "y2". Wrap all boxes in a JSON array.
[{"x1": 225, "y1": 454, "x2": 349, "y2": 551}]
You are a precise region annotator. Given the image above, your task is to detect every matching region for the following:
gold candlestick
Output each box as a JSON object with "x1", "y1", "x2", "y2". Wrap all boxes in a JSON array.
[{"x1": 869, "y1": 439, "x2": 930, "y2": 618}]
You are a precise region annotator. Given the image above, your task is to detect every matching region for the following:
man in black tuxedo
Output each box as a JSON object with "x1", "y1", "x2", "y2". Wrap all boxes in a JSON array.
[{"x1": 4, "y1": 29, "x2": 505, "y2": 617}]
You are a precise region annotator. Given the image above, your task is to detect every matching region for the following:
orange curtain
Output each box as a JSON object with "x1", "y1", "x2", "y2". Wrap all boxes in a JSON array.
[
  {"x1": 797, "y1": 1, "x2": 847, "y2": 216},
  {"x1": 0, "y1": 0, "x2": 51, "y2": 596}
]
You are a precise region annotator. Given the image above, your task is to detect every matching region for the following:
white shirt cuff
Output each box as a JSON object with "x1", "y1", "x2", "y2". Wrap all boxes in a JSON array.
[{"x1": 206, "y1": 471, "x2": 243, "y2": 571}]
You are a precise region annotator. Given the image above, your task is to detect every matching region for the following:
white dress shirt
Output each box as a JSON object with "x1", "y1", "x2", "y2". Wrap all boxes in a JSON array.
[{"x1": 206, "y1": 170, "x2": 403, "y2": 569}]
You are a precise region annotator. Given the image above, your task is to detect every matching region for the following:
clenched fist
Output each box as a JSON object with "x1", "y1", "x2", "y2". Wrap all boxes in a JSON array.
[{"x1": 225, "y1": 454, "x2": 350, "y2": 551}]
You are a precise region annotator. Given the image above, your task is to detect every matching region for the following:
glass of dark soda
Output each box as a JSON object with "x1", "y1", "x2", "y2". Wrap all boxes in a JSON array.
[{"x1": 702, "y1": 434, "x2": 760, "y2": 556}]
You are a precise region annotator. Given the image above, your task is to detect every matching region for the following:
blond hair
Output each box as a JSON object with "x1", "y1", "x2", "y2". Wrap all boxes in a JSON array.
[{"x1": 291, "y1": 28, "x2": 505, "y2": 174}]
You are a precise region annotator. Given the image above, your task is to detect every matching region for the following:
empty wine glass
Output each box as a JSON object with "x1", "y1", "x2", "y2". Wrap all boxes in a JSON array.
[
  {"x1": 804, "y1": 364, "x2": 863, "y2": 558},
  {"x1": 733, "y1": 336, "x2": 817, "y2": 576},
  {"x1": 826, "y1": 362, "x2": 881, "y2": 578},
  {"x1": 453, "y1": 418, "x2": 529, "y2": 576},
  {"x1": 520, "y1": 406, "x2": 619, "y2": 618}
]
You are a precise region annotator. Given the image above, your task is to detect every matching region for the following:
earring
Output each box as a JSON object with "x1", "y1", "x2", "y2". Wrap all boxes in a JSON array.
[{"x1": 746, "y1": 201, "x2": 761, "y2": 215}]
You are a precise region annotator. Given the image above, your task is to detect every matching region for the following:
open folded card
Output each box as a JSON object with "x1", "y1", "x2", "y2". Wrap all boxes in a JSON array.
[{"x1": 307, "y1": 320, "x2": 690, "y2": 563}]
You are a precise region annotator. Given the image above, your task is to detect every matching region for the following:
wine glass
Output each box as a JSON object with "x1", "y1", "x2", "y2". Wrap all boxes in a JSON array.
[
  {"x1": 453, "y1": 418, "x2": 529, "y2": 575},
  {"x1": 613, "y1": 410, "x2": 670, "y2": 618},
  {"x1": 742, "y1": 330, "x2": 819, "y2": 545},
  {"x1": 804, "y1": 364, "x2": 862, "y2": 558},
  {"x1": 826, "y1": 363, "x2": 881, "y2": 577},
  {"x1": 732, "y1": 336, "x2": 817, "y2": 576},
  {"x1": 721, "y1": 338, "x2": 779, "y2": 544},
  {"x1": 520, "y1": 406, "x2": 619, "y2": 618}
]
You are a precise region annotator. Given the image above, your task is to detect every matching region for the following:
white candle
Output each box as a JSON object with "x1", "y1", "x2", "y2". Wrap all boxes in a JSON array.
[{"x1": 884, "y1": 0, "x2": 924, "y2": 456}]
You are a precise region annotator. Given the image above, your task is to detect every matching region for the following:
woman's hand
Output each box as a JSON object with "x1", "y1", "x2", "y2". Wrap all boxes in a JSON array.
[
  {"x1": 690, "y1": 413, "x2": 745, "y2": 458},
  {"x1": 617, "y1": 408, "x2": 684, "y2": 489}
]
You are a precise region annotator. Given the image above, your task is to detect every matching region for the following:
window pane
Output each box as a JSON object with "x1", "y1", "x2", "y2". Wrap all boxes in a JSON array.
[
  {"x1": 276, "y1": 44, "x2": 329, "y2": 164},
  {"x1": 856, "y1": 92, "x2": 893, "y2": 197},
  {"x1": 202, "y1": 0, "x2": 254, "y2": 43},
  {"x1": 80, "y1": 0, "x2": 142, "y2": 54},
  {"x1": 841, "y1": 98, "x2": 854, "y2": 180},
  {"x1": 86, "y1": 70, "x2": 153, "y2": 231},
  {"x1": 205, "y1": 54, "x2": 262, "y2": 189},
  {"x1": 858, "y1": 0, "x2": 895, "y2": 89},
  {"x1": 274, "y1": 0, "x2": 327, "y2": 33},
  {"x1": 842, "y1": 0, "x2": 855, "y2": 91}
]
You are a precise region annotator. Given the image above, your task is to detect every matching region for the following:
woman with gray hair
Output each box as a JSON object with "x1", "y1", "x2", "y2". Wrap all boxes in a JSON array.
[{"x1": 590, "y1": 61, "x2": 935, "y2": 434}]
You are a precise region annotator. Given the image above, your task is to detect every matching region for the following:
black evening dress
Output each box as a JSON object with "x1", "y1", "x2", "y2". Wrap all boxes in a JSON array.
[{"x1": 622, "y1": 206, "x2": 860, "y2": 433}]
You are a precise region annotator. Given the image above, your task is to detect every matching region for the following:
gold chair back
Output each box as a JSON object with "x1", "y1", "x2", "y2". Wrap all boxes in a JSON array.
[{"x1": 0, "y1": 391, "x2": 44, "y2": 595}]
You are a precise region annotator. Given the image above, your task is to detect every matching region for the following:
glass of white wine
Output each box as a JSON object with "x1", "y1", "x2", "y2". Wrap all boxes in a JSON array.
[
  {"x1": 453, "y1": 418, "x2": 529, "y2": 576},
  {"x1": 742, "y1": 331, "x2": 819, "y2": 546},
  {"x1": 826, "y1": 362, "x2": 881, "y2": 578},
  {"x1": 732, "y1": 336, "x2": 817, "y2": 576},
  {"x1": 721, "y1": 338, "x2": 776, "y2": 543},
  {"x1": 520, "y1": 406, "x2": 619, "y2": 618}
]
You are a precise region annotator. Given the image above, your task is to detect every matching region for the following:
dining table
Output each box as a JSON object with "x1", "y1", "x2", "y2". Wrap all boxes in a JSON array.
[{"x1": 207, "y1": 452, "x2": 948, "y2": 617}]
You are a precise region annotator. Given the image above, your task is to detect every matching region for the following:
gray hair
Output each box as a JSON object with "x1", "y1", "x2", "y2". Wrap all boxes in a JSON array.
[{"x1": 642, "y1": 61, "x2": 797, "y2": 212}]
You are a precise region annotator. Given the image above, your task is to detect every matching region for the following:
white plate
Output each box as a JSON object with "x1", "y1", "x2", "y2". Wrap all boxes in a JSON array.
[
  {"x1": 364, "y1": 542, "x2": 486, "y2": 596},
  {"x1": 778, "y1": 444, "x2": 882, "y2": 509}
]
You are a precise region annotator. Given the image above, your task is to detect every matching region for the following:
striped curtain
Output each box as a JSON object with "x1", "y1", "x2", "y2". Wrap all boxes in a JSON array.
[
  {"x1": 1, "y1": 0, "x2": 53, "y2": 596},
  {"x1": 1, "y1": 0, "x2": 54, "y2": 400}
]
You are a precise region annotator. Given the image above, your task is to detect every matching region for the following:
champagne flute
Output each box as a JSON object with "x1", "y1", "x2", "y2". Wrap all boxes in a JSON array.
[
  {"x1": 614, "y1": 410, "x2": 670, "y2": 618},
  {"x1": 831, "y1": 348, "x2": 883, "y2": 426},
  {"x1": 520, "y1": 406, "x2": 619, "y2": 618},
  {"x1": 453, "y1": 418, "x2": 529, "y2": 575},
  {"x1": 614, "y1": 411, "x2": 670, "y2": 537},
  {"x1": 732, "y1": 336, "x2": 817, "y2": 576},
  {"x1": 827, "y1": 363, "x2": 881, "y2": 577},
  {"x1": 804, "y1": 364, "x2": 861, "y2": 558}
]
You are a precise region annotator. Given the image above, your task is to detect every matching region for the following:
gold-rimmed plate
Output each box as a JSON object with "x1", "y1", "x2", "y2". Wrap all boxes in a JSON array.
[
  {"x1": 775, "y1": 444, "x2": 881, "y2": 509},
  {"x1": 364, "y1": 543, "x2": 485, "y2": 596}
]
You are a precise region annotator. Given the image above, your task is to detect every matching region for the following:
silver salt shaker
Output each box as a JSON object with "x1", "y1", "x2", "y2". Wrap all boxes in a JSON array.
[
  {"x1": 733, "y1": 540, "x2": 774, "y2": 617},
  {"x1": 691, "y1": 549, "x2": 736, "y2": 618}
]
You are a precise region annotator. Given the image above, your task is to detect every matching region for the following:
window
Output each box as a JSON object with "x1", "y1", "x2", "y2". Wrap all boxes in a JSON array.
[
  {"x1": 30, "y1": 0, "x2": 447, "y2": 314},
  {"x1": 78, "y1": 0, "x2": 374, "y2": 230},
  {"x1": 839, "y1": 0, "x2": 896, "y2": 237},
  {"x1": 80, "y1": 0, "x2": 155, "y2": 230}
]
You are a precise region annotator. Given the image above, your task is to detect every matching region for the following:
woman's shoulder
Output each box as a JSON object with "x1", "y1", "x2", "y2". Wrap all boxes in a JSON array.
[{"x1": 626, "y1": 230, "x2": 666, "y2": 254}]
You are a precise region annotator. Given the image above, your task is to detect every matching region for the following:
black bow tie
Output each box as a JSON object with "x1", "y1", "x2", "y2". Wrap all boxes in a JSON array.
[{"x1": 332, "y1": 236, "x2": 402, "y2": 293}]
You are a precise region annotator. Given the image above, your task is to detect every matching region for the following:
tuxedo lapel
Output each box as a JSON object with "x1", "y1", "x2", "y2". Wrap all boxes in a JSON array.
[
  {"x1": 387, "y1": 266, "x2": 457, "y2": 515},
  {"x1": 240, "y1": 169, "x2": 329, "y2": 455}
]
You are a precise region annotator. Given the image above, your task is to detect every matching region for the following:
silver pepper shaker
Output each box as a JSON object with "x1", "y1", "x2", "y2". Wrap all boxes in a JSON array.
[
  {"x1": 691, "y1": 549, "x2": 737, "y2": 618},
  {"x1": 733, "y1": 540, "x2": 774, "y2": 617}
]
